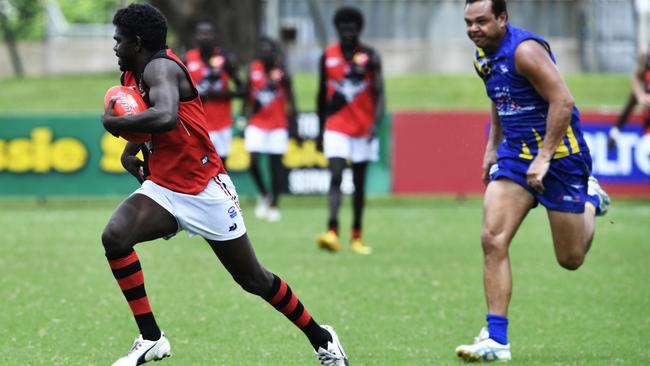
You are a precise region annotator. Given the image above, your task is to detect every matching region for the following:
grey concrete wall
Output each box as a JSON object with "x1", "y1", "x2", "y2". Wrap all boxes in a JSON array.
[
  {"x1": 285, "y1": 38, "x2": 583, "y2": 76},
  {"x1": 1, "y1": 37, "x2": 583, "y2": 79},
  {"x1": 0, "y1": 39, "x2": 116, "y2": 78}
]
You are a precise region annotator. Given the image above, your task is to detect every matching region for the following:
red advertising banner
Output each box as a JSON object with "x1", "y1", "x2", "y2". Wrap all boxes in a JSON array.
[
  {"x1": 392, "y1": 111, "x2": 650, "y2": 197},
  {"x1": 392, "y1": 111, "x2": 487, "y2": 195}
]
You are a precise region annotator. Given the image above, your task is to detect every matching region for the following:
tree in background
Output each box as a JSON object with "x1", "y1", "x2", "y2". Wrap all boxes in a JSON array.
[
  {"x1": 57, "y1": 0, "x2": 124, "y2": 24},
  {"x1": 149, "y1": 0, "x2": 261, "y2": 63},
  {"x1": 0, "y1": 0, "x2": 40, "y2": 77}
]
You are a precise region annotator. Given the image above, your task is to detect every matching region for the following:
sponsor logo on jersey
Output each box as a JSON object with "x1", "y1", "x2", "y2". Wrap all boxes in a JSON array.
[
  {"x1": 210, "y1": 55, "x2": 225, "y2": 68},
  {"x1": 201, "y1": 155, "x2": 209, "y2": 165},
  {"x1": 228, "y1": 206, "x2": 237, "y2": 218},
  {"x1": 326, "y1": 57, "x2": 341, "y2": 67},
  {"x1": 354, "y1": 52, "x2": 369, "y2": 66},
  {"x1": 270, "y1": 68, "x2": 284, "y2": 82},
  {"x1": 562, "y1": 195, "x2": 581, "y2": 202},
  {"x1": 187, "y1": 61, "x2": 201, "y2": 72}
]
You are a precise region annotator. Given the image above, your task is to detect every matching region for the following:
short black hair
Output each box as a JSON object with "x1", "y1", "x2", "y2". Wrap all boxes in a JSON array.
[
  {"x1": 113, "y1": 3, "x2": 167, "y2": 51},
  {"x1": 333, "y1": 6, "x2": 364, "y2": 30},
  {"x1": 465, "y1": 0, "x2": 508, "y2": 18}
]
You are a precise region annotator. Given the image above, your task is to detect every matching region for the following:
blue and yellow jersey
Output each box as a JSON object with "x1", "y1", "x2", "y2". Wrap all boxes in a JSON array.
[{"x1": 473, "y1": 24, "x2": 590, "y2": 160}]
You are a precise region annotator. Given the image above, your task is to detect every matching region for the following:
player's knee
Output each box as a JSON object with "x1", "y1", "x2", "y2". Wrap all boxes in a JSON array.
[
  {"x1": 330, "y1": 172, "x2": 343, "y2": 187},
  {"x1": 480, "y1": 230, "x2": 508, "y2": 256},
  {"x1": 557, "y1": 254, "x2": 584, "y2": 271},
  {"x1": 101, "y1": 225, "x2": 131, "y2": 256}
]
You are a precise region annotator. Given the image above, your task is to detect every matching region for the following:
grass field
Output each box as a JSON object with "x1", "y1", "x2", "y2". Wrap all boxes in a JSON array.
[
  {"x1": 0, "y1": 68, "x2": 645, "y2": 365},
  {"x1": 1, "y1": 196, "x2": 649, "y2": 365},
  {"x1": 0, "y1": 72, "x2": 631, "y2": 113}
]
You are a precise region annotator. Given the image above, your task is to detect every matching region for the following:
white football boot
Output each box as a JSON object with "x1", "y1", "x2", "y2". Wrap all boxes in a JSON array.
[
  {"x1": 587, "y1": 176, "x2": 610, "y2": 216},
  {"x1": 254, "y1": 196, "x2": 270, "y2": 219},
  {"x1": 315, "y1": 325, "x2": 349, "y2": 366},
  {"x1": 112, "y1": 332, "x2": 171, "y2": 366},
  {"x1": 455, "y1": 327, "x2": 511, "y2": 362},
  {"x1": 266, "y1": 207, "x2": 282, "y2": 222}
]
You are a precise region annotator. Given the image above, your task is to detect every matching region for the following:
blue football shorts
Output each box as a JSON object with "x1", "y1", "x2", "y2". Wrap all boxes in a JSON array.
[{"x1": 489, "y1": 152, "x2": 592, "y2": 213}]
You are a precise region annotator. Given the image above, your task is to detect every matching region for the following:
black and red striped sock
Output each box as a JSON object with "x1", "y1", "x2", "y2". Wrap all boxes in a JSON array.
[
  {"x1": 107, "y1": 249, "x2": 161, "y2": 341},
  {"x1": 264, "y1": 274, "x2": 331, "y2": 350}
]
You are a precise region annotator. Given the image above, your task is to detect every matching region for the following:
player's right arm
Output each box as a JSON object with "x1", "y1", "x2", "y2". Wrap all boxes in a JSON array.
[
  {"x1": 316, "y1": 54, "x2": 327, "y2": 150},
  {"x1": 239, "y1": 65, "x2": 253, "y2": 120},
  {"x1": 482, "y1": 102, "x2": 502, "y2": 185},
  {"x1": 631, "y1": 49, "x2": 650, "y2": 107},
  {"x1": 282, "y1": 67, "x2": 300, "y2": 144},
  {"x1": 224, "y1": 52, "x2": 246, "y2": 99}
]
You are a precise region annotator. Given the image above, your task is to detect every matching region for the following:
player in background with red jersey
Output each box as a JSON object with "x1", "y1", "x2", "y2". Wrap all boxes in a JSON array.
[
  {"x1": 184, "y1": 19, "x2": 245, "y2": 167},
  {"x1": 242, "y1": 36, "x2": 298, "y2": 222},
  {"x1": 100, "y1": 4, "x2": 348, "y2": 366},
  {"x1": 316, "y1": 6, "x2": 385, "y2": 255}
]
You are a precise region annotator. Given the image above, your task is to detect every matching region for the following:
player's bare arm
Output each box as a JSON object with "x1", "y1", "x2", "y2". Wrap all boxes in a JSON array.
[
  {"x1": 316, "y1": 54, "x2": 327, "y2": 148},
  {"x1": 610, "y1": 49, "x2": 649, "y2": 146},
  {"x1": 102, "y1": 58, "x2": 182, "y2": 134},
  {"x1": 205, "y1": 53, "x2": 246, "y2": 99},
  {"x1": 515, "y1": 39, "x2": 574, "y2": 193},
  {"x1": 283, "y1": 69, "x2": 300, "y2": 141},
  {"x1": 482, "y1": 102, "x2": 502, "y2": 185},
  {"x1": 370, "y1": 51, "x2": 385, "y2": 138},
  {"x1": 631, "y1": 49, "x2": 650, "y2": 107},
  {"x1": 225, "y1": 53, "x2": 246, "y2": 98},
  {"x1": 121, "y1": 141, "x2": 145, "y2": 183},
  {"x1": 240, "y1": 69, "x2": 253, "y2": 121}
]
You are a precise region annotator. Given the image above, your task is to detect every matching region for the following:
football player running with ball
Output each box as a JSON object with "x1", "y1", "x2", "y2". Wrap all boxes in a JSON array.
[
  {"x1": 100, "y1": 4, "x2": 349, "y2": 366},
  {"x1": 456, "y1": 0, "x2": 610, "y2": 362}
]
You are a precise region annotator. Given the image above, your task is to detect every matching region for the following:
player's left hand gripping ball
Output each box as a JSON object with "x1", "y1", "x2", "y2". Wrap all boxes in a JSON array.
[{"x1": 103, "y1": 86, "x2": 152, "y2": 143}]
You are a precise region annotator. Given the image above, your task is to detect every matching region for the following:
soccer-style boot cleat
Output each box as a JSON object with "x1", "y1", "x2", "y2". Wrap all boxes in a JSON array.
[
  {"x1": 317, "y1": 230, "x2": 341, "y2": 252},
  {"x1": 349, "y1": 238, "x2": 372, "y2": 255},
  {"x1": 455, "y1": 327, "x2": 511, "y2": 362},
  {"x1": 112, "y1": 332, "x2": 171, "y2": 366},
  {"x1": 587, "y1": 176, "x2": 610, "y2": 216},
  {"x1": 315, "y1": 325, "x2": 349, "y2": 366}
]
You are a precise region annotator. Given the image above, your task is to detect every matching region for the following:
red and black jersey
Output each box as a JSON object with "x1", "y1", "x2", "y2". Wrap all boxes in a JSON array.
[
  {"x1": 247, "y1": 59, "x2": 289, "y2": 130},
  {"x1": 121, "y1": 49, "x2": 225, "y2": 195},
  {"x1": 323, "y1": 43, "x2": 377, "y2": 137},
  {"x1": 185, "y1": 48, "x2": 233, "y2": 131}
]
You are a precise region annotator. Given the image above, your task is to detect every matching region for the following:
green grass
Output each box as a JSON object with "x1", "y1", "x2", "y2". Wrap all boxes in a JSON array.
[
  {"x1": 1, "y1": 196, "x2": 648, "y2": 365},
  {"x1": 0, "y1": 73, "x2": 631, "y2": 113}
]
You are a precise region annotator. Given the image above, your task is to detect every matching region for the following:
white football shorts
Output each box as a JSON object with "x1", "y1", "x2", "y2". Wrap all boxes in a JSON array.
[
  {"x1": 244, "y1": 125, "x2": 288, "y2": 154},
  {"x1": 131, "y1": 174, "x2": 247, "y2": 241},
  {"x1": 209, "y1": 127, "x2": 233, "y2": 157},
  {"x1": 323, "y1": 130, "x2": 379, "y2": 163}
]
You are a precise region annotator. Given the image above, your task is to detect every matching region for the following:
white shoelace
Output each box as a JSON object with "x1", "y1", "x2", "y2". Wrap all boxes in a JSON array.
[
  {"x1": 317, "y1": 347, "x2": 344, "y2": 366},
  {"x1": 128, "y1": 339, "x2": 144, "y2": 355}
]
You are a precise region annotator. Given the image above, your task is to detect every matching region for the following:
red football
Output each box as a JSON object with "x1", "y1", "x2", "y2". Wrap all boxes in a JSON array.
[{"x1": 104, "y1": 86, "x2": 151, "y2": 143}]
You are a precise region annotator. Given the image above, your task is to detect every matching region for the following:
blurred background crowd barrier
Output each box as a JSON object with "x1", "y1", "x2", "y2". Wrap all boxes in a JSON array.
[{"x1": 0, "y1": 0, "x2": 646, "y2": 77}]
